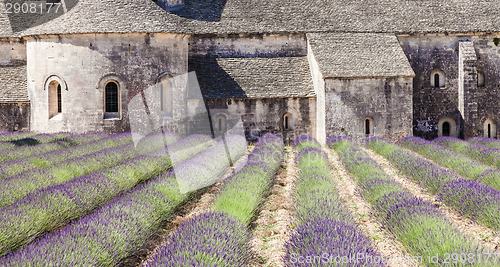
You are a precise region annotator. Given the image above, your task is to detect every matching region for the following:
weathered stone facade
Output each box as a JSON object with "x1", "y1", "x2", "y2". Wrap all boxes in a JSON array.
[
  {"x1": 324, "y1": 78, "x2": 413, "y2": 141},
  {"x1": 399, "y1": 35, "x2": 499, "y2": 140},
  {"x1": 26, "y1": 33, "x2": 188, "y2": 133},
  {"x1": 0, "y1": 0, "x2": 498, "y2": 143}
]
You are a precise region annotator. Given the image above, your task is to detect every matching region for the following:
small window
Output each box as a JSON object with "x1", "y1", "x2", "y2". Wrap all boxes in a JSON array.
[
  {"x1": 431, "y1": 69, "x2": 446, "y2": 88},
  {"x1": 477, "y1": 70, "x2": 485, "y2": 87},
  {"x1": 283, "y1": 113, "x2": 293, "y2": 130},
  {"x1": 442, "y1": 122, "x2": 451, "y2": 136},
  {"x1": 104, "y1": 81, "x2": 119, "y2": 118},
  {"x1": 160, "y1": 76, "x2": 173, "y2": 117},
  {"x1": 364, "y1": 117, "x2": 374, "y2": 136},
  {"x1": 49, "y1": 80, "x2": 62, "y2": 118},
  {"x1": 484, "y1": 119, "x2": 497, "y2": 139},
  {"x1": 215, "y1": 114, "x2": 227, "y2": 133}
]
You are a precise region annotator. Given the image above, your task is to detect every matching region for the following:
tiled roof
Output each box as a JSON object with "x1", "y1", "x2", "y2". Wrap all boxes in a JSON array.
[
  {"x1": 18, "y1": 0, "x2": 500, "y2": 36},
  {"x1": 0, "y1": 0, "x2": 69, "y2": 37},
  {"x1": 307, "y1": 33, "x2": 415, "y2": 78},
  {"x1": 189, "y1": 56, "x2": 315, "y2": 99},
  {"x1": 0, "y1": 64, "x2": 28, "y2": 102}
]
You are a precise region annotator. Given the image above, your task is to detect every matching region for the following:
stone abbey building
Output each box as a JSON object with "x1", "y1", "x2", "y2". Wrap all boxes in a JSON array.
[{"x1": 0, "y1": 0, "x2": 498, "y2": 144}]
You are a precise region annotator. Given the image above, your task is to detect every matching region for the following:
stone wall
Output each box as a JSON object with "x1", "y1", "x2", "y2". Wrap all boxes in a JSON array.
[
  {"x1": 324, "y1": 77, "x2": 413, "y2": 141},
  {"x1": 26, "y1": 33, "x2": 189, "y2": 133},
  {"x1": 189, "y1": 34, "x2": 306, "y2": 58},
  {"x1": 399, "y1": 35, "x2": 500, "y2": 139},
  {"x1": 187, "y1": 97, "x2": 315, "y2": 144},
  {"x1": 0, "y1": 102, "x2": 29, "y2": 131},
  {"x1": 0, "y1": 38, "x2": 26, "y2": 65}
]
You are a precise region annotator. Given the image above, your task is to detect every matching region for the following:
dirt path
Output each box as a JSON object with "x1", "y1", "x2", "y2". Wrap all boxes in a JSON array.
[
  {"x1": 139, "y1": 147, "x2": 253, "y2": 267},
  {"x1": 361, "y1": 146, "x2": 500, "y2": 252},
  {"x1": 249, "y1": 147, "x2": 299, "y2": 267},
  {"x1": 326, "y1": 147, "x2": 418, "y2": 267}
]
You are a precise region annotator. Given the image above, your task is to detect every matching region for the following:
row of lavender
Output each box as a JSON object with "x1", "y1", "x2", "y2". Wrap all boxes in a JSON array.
[
  {"x1": 434, "y1": 137, "x2": 500, "y2": 169},
  {"x1": 0, "y1": 132, "x2": 109, "y2": 162},
  {"x1": 0, "y1": 134, "x2": 215, "y2": 258},
  {"x1": 0, "y1": 132, "x2": 181, "y2": 208},
  {"x1": 469, "y1": 137, "x2": 500, "y2": 149},
  {"x1": 284, "y1": 136, "x2": 381, "y2": 267},
  {"x1": 145, "y1": 134, "x2": 284, "y2": 266},
  {"x1": 0, "y1": 134, "x2": 247, "y2": 266},
  {"x1": 365, "y1": 137, "x2": 500, "y2": 231},
  {"x1": 0, "y1": 133, "x2": 131, "y2": 180},
  {"x1": 0, "y1": 132, "x2": 72, "y2": 150},
  {"x1": 398, "y1": 137, "x2": 500, "y2": 191},
  {"x1": 330, "y1": 137, "x2": 494, "y2": 267}
]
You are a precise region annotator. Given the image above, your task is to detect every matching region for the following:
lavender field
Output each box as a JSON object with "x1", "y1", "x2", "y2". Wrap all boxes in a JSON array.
[{"x1": 0, "y1": 132, "x2": 499, "y2": 266}]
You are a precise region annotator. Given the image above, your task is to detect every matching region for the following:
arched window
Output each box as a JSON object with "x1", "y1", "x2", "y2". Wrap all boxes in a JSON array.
[
  {"x1": 283, "y1": 113, "x2": 293, "y2": 130},
  {"x1": 160, "y1": 76, "x2": 173, "y2": 117},
  {"x1": 438, "y1": 117, "x2": 457, "y2": 137},
  {"x1": 364, "y1": 117, "x2": 373, "y2": 136},
  {"x1": 104, "y1": 81, "x2": 119, "y2": 118},
  {"x1": 477, "y1": 70, "x2": 485, "y2": 87},
  {"x1": 431, "y1": 69, "x2": 446, "y2": 88},
  {"x1": 48, "y1": 80, "x2": 62, "y2": 118},
  {"x1": 484, "y1": 119, "x2": 497, "y2": 139}
]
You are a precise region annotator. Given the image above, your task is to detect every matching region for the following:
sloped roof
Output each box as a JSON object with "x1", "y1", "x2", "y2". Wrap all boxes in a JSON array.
[
  {"x1": 22, "y1": 0, "x2": 186, "y2": 36},
  {"x1": 307, "y1": 33, "x2": 415, "y2": 78},
  {"x1": 0, "y1": 0, "x2": 77, "y2": 38},
  {"x1": 0, "y1": 64, "x2": 28, "y2": 102},
  {"x1": 20, "y1": 0, "x2": 500, "y2": 36},
  {"x1": 189, "y1": 57, "x2": 315, "y2": 99}
]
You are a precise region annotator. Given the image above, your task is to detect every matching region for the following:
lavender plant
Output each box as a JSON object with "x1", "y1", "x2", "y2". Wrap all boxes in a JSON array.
[
  {"x1": 144, "y1": 212, "x2": 252, "y2": 267},
  {"x1": 0, "y1": 135, "x2": 246, "y2": 265},
  {"x1": 331, "y1": 137, "x2": 493, "y2": 266},
  {"x1": 365, "y1": 137, "x2": 500, "y2": 231},
  {"x1": 435, "y1": 137, "x2": 500, "y2": 168},
  {"x1": 147, "y1": 134, "x2": 282, "y2": 266},
  {"x1": 284, "y1": 136, "x2": 381, "y2": 267},
  {"x1": 397, "y1": 137, "x2": 500, "y2": 191}
]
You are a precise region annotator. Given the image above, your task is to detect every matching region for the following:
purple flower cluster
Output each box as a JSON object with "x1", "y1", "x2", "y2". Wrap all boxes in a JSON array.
[
  {"x1": 331, "y1": 137, "x2": 489, "y2": 265},
  {"x1": 365, "y1": 138, "x2": 500, "y2": 231},
  {"x1": 144, "y1": 212, "x2": 252, "y2": 267},
  {"x1": 398, "y1": 136, "x2": 500, "y2": 191},
  {"x1": 285, "y1": 136, "x2": 381, "y2": 267},
  {"x1": 0, "y1": 134, "x2": 217, "y2": 259},
  {"x1": 326, "y1": 135, "x2": 352, "y2": 147},
  {"x1": 435, "y1": 136, "x2": 500, "y2": 168},
  {"x1": 439, "y1": 179, "x2": 500, "y2": 228},
  {"x1": 284, "y1": 219, "x2": 382, "y2": 267},
  {"x1": 147, "y1": 134, "x2": 281, "y2": 266}
]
